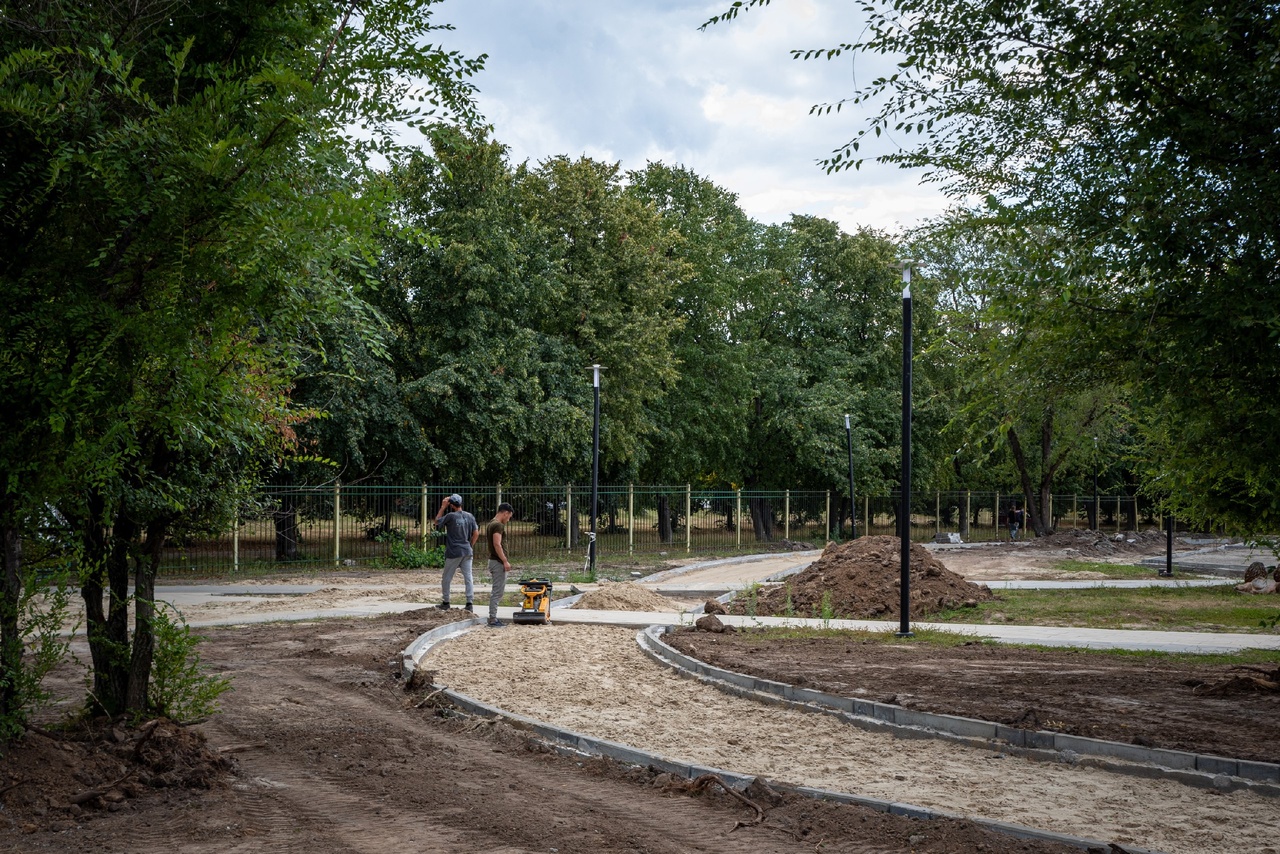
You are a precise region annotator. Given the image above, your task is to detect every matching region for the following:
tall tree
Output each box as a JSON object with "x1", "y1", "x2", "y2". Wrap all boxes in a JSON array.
[
  {"x1": 707, "y1": 0, "x2": 1280, "y2": 532},
  {"x1": 0, "y1": 0, "x2": 479, "y2": 718}
]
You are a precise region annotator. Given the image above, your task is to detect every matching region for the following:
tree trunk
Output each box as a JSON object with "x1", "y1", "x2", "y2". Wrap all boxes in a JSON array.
[
  {"x1": 656, "y1": 495, "x2": 673, "y2": 544},
  {"x1": 81, "y1": 506, "x2": 136, "y2": 717},
  {"x1": 0, "y1": 519, "x2": 22, "y2": 729},
  {"x1": 748, "y1": 497, "x2": 773, "y2": 542},
  {"x1": 274, "y1": 491, "x2": 300, "y2": 561},
  {"x1": 124, "y1": 520, "x2": 166, "y2": 713},
  {"x1": 1005, "y1": 426, "x2": 1045, "y2": 537}
]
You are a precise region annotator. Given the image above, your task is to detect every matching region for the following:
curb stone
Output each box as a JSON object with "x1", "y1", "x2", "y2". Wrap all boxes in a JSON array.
[
  {"x1": 401, "y1": 621, "x2": 1160, "y2": 854},
  {"x1": 639, "y1": 625, "x2": 1280, "y2": 795}
]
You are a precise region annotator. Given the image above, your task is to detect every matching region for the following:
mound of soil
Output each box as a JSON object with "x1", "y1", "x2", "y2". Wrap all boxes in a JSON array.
[
  {"x1": 1, "y1": 718, "x2": 230, "y2": 830},
  {"x1": 1024, "y1": 528, "x2": 1168, "y2": 556},
  {"x1": 571, "y1": 581, "x2": 679, "y2": 612},
  {"x1": 731, "y1": 535, "x2": 994, "y2": 620}
]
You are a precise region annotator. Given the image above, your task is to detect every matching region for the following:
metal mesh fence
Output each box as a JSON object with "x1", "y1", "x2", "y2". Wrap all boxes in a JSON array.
[{"x1": 154, "y1": 484, "x2": 1150, "y2": 575}]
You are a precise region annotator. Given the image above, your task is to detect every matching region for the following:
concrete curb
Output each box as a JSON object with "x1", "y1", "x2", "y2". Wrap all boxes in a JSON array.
[
  {"x1": 402, "y1": 622, "x2": 1159, "y2": 854},
  {"x1": 639, "y1": 625, "x2": 1280, "y2": 795}
]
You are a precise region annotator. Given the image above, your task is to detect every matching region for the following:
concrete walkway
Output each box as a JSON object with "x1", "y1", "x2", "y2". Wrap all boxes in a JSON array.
[{"x1": 145, "y1": 551, "x2": 1280, "y2": 653}]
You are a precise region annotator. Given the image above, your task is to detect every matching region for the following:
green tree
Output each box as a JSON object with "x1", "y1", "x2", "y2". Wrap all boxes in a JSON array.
[
  {"x1": 708, "y1": 0, "x2": 1280, "y2": 532},
  {"x1": 0, "y1": 0, "x2": 479, "y2": 720}
]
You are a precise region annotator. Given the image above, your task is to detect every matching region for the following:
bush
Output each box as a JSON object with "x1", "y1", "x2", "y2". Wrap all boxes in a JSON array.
[
  {"x1": 376, "y1": 531, "x2": 445, "y2": 569},
  {"x1": 0, "y1": 569, "x2": 72, "y2": 743},
  {"x1": 148, "y1": 604, "x2": 230, "y2": 723}
]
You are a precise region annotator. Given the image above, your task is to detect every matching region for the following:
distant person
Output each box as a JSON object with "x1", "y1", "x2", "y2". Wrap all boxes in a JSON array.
[
  {"x1": 484, "y1": 503, "x2": 515, "y2": 627},
  {"x1": 1009, "y1": 504, "x2": 1025, "y2": 541},
  {"x1": 434, "y1": 493, "x2": 479, "y2": 611}
]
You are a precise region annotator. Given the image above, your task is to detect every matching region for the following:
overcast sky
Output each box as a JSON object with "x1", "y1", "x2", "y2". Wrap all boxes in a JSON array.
[{"x1": 430, "y1": 0, "x2": 953, "y2": 235}]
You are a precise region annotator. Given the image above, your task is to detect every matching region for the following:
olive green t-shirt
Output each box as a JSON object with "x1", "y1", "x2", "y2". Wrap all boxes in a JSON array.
[{"x1": 485, "y1": 520, "x2": 505, "y2": 559}]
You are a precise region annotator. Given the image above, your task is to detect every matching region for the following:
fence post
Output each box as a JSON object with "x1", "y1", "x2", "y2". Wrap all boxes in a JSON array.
[
  {"x1": 420, "y1": 484, "x2": 428, "y2": 546},
  {"x1": 685, "y1": 484, "x2": 692, "y2": 554},
  {"x1": 935, "y1": 491, "x2": 941, "y2": 535},
  {"x1": 1072, "y1": 494, "x2": 1077, "y2": 530},
  {"x1": 1049, "y1": 494, "x2": 1054, "y2": 533},
  {"x1": 864, "y1": 494, "x2": 869, "y2": 537},
  {"x1": 735, "y1": 489, "x2": 742, "y2": 548},
  {"x1": 1116, "y1": 495, "x2": 1121, "y2": 534},
  {"x1": 628, "y1": 483, "x2": 634, "y2": 555},
  {"x1": 964, "y1": 490, "x2": 971, "y2": 540},
  {"x1": 995, "y1": 491, "x2": 1000, "y2": 542},
  {"x1": 233, "y1": 518, "x2": 239, "y2": 574},
  {"x1": 566, "y1": 485, "x2": 573, "y2": 550},
  {"x1": 334, "y1": 482, "x2": 341, "y2": 566},
  {"x1": 497, "y1": 483, "x2": 502, "y2": 507},
  {"x1": 784, "y1": 489, "x2": 790, "y2": 540},
  {"x1": 825, "y1": 491, "x2": 831, "y2": 541}
]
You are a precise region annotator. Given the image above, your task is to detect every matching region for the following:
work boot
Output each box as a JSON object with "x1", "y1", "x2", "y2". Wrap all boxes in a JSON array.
[
  {"x1": 487, "y1": 618, "x2": 506, "y2": 628},
  {"x1": 464, "y1": 602, "x2": 474, "y2": 613},
  {"x1": 436, "y1": 602, "x2": 450, "y2": 610}
]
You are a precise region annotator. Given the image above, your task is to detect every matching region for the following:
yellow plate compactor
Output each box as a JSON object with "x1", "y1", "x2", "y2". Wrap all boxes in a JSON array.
[{"x1": 512, "y1": 577, "x2": 553, "y2": 625}]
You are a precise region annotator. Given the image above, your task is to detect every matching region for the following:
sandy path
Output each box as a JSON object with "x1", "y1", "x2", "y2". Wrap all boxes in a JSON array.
[{"x1": 423, "y1": 624, "x2": 1269, "y2": 854}]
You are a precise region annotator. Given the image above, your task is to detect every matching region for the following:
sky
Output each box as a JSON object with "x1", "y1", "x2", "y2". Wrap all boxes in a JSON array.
[{"x1": 427, "y1": 0, "x2": 954, "y2": 236}]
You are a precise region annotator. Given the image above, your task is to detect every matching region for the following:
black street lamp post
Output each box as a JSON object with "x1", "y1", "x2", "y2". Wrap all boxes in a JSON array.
[
  {"x1": 845, "y1": 414, "x2": 857, "y2": 540},
  {"x1": 589, "y1": 364, "x2": 602, "y2": 581},
  {"x1": 898, "y1": 263, "x2": 913, "y2": 638}
]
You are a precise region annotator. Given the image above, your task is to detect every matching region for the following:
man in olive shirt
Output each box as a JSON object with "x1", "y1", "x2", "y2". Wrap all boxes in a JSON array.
[{"x1": 484, "y1": 502, "x2": 514, "y2": 627}]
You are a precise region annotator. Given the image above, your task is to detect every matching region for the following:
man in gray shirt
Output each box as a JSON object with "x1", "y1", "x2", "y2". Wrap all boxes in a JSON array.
[{"x1": 434, "y1": 493, "x2": 479, "y2": 611}]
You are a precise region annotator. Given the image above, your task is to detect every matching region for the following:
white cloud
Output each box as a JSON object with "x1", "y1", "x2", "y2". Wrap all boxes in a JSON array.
[{"x1": 432, "y1": 0, "x2": 952, "y2": 234}]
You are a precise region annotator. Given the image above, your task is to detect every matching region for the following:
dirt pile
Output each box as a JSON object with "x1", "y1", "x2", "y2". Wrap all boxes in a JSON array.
[
  {"x1": 1, "y1": 718, "x2": 230, "y2": 830},
  {"x1": 731, "y1": 535, "x2": 994, "y2": 620},
  {"x1": 1024, "y1": 528, "x2": 1167, "y2": 556},
  {"x1": 571, "y1": 581, "x2": 679, "y2": 612}
]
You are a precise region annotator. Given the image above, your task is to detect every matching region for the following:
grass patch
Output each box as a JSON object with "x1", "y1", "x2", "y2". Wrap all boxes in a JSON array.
[
  {"x1": 931, "y1": 583, "x2": 1280, "y2": 632},
  {"x1": 1050, "y1": 560, "x2": 1163, "y2": 579}
]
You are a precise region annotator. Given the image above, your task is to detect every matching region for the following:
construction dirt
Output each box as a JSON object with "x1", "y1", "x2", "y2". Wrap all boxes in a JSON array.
[
  {"x1": 570, "y1": 581, "x2": 686, "y2": 612},
  {"x1": 4, "y1": 611, "x2": 1085, "y2": 854},
  {"x1": 730, "y1": 536, "x2": 996, "y2": 619},
  {"x1": 3, "y1": 535, "x2": 1276, "y2": 854}
]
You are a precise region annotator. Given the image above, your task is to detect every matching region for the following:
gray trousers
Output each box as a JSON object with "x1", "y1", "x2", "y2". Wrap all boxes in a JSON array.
[
  {"x1": 442, "y1": 555, "x2": 474, "y2": 604},
  {"x1": 487, "y1": 559, "x2": 507, "y2": 620}
]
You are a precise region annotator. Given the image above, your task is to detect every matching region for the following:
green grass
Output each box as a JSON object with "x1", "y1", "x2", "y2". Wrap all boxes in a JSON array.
[
  {"x1": 931, "y1": 583, "x2": 1280, "y2": 633},
  {"x1": 1049, "y1": 560, "x2": 1164, "y2": 579}
]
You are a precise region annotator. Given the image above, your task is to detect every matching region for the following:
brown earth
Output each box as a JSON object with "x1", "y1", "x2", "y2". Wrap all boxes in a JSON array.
[
  {"x1": 731, "y1": 535, "x2": 995, "y2": 619},
  {"x1": 571, "y1": 581, "x2": 682, "y2": 612},
  {"x1": 1, "y1": 610, "x2": 1079, "y2": 854},
  {"x1": 665, "y1": 629, "x2": 1280, "y2": 765}
]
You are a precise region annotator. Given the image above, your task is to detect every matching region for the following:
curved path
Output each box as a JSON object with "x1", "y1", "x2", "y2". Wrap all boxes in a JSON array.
[{"x1": 420, "y1": 623, "x2": 1272, "y2": 854}]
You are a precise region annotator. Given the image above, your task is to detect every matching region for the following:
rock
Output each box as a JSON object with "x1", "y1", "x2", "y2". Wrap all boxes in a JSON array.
[
  {"x1": 695, "y1": 614, "x2": 728, "y2": 633},
  {"x1": 703, "y1": 599, "x2": 727, "y2": 615}
]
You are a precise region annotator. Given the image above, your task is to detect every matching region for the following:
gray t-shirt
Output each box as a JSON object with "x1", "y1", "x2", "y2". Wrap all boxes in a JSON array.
[{"x1": 436, "y1": 510, "x2": 478, "y2": 558}]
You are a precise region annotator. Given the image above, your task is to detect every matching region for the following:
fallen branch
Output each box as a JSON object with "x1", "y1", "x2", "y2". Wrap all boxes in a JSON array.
[
  {"x1": 68, "y1": 768, "x2": 137, "y2": 806},
  {"x1": 686, "y1": 773, "x2": 765, "y2": 830},
  {"x1": 0, "y1": 779, "x2": 27, "y2": 798}
]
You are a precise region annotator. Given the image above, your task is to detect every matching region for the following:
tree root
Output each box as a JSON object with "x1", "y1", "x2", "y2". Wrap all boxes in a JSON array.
[{"x1": 681, "y1": 773, "x2": 765, "y2": 831}]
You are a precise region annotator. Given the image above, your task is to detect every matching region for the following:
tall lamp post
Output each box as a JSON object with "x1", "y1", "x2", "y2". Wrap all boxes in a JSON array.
[
  {"x1": 898, "y1": 262, "x2": 914, "y2": 638},
  {"x1": 589, "y1": 364, "x2": 603, "y2": 581},
  {"x1": 845, "y1": 414, "x2": 857, "y2": 540}
]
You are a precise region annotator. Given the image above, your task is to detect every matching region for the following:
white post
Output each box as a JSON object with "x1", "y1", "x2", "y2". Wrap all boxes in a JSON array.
[
  {"x1": 566, "y1": 485, "x2": 573, "y2": 550},
  {"x1": 995, "y1": 491, "x2": 1000, "y2": 542},
  {"x1": 628, "y1": 483, "x2": 634, "y2": 555},
  {"x1": 233, "y1": 518, "x2": 239, "y2": 574},
  {"x1": 784, "y1": 489, "x2": 790, "y2": 540},
  {"x1": 420, "y1": 484, "x2": 428, "y2": 546},
  {"x1": 935, "y1": 491, "x2": 941, "y2": 535},
  {"x1": 333, "y1": 483, "x2": 341, "y2": 566},
  {"x1": 825, "y1": 490, "x2": 831, "y2": 541},
  {"x1": 685, "y1": 484, "x2": 692, "y2": 554},
  {"x1": 735, "y1": 489, "x2": 742, "y2": 547}
]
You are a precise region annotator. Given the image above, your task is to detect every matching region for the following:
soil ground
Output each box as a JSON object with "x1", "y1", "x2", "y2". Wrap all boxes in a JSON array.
[
  {"x1": 4, "y1": 536, "x2": 1275, "y2": 853},
  {"x1": 1, "y1": 612, "x2": 1080, "y2": 854},
  {"x1": 665, "y1": 630, "x2": 1280, "y2": 765}
]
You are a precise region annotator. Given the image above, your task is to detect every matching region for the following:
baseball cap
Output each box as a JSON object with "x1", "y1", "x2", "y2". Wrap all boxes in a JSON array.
[{"x1": 448, "y1": 493, "x2": 463, "y2": 505}]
